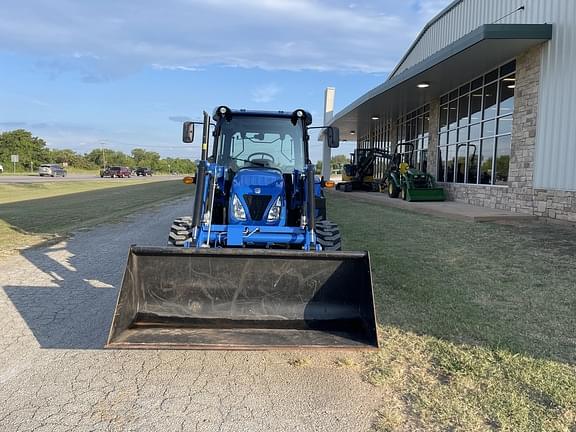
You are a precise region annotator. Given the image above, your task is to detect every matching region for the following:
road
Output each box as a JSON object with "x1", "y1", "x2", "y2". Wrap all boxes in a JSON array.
[
  {"x1": 0, "y1": 199, "x2": 379, "y2": 431},
  {"x1": 0, "y1": 174, "x2": 179, "y2": 184}
]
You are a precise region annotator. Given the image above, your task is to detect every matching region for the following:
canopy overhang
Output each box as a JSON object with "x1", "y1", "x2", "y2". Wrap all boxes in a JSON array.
[{"x1": 330, "y1": 24, "x2": 552, "y2": 141}]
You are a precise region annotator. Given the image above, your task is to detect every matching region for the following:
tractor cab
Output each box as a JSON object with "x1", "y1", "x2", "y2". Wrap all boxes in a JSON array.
[{"x1": 211, "y1": 110, "x2": 308, "y2": 228}]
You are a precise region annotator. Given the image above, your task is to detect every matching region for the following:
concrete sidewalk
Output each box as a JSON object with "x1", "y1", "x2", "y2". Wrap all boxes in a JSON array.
[{"x1": 329, "y1": 190, "x2": 536, "y2": 223}]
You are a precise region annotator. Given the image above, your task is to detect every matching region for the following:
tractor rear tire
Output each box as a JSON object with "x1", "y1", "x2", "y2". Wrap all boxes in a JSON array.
[
  {"x1": 315, "y1": 219, "x2": 342, "y2": 251},
  {"x1": 388, "y1": 182, "x2": 400, "y2": 198},
  {"x1": 168, "y1": 216, "x2": 193, "y2": 246}
]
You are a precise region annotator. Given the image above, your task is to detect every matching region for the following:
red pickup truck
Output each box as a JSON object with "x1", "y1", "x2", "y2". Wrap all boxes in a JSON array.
[{"x1": 100, "y1": 166, "x2": 131, "y2": 178}]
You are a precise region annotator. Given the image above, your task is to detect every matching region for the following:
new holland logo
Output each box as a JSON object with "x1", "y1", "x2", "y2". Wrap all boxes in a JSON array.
[{"x1": 254, "y1": 188, "x2": 261, "y2": 194}]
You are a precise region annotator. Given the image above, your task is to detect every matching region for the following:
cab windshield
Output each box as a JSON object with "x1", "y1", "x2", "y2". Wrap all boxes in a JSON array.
[{"x1": 216, "y1": 116, "x2": 305, "y2": 173}]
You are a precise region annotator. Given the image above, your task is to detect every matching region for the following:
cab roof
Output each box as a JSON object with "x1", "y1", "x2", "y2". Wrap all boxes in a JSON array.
[{"x1": 212, "y1": 107, "x2": 312, "y2": 126}]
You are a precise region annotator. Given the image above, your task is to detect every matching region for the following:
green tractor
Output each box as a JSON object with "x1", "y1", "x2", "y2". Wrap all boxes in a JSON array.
[{"x1": 386, "y1": 143, "x2": 445, "y2": 202}]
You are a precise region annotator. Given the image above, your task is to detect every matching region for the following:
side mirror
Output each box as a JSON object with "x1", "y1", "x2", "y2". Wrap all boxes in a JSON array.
[
  {"x1": 182, "y1": 122, "x2": 195, "y2": 143},
  {"x1": 326, "y1": 127, "x2": 340, "y2": 148}
]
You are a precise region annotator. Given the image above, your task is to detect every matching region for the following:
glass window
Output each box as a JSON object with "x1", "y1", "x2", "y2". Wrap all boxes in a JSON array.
[
  {"x1": 439, "y1": 105, "x2": 448, "y2": 132},
  {"x1": 483, "y1": 119, "x2": 496, "y2": 137},
  {"x1": 495, "y1": 135, "x2": 511, "y2": 185},
  {"x1": 469, "y1": 123, "x2": 481, "y2": 141},
  {"x1": 458, "y1": 126, "x2": 468, "y2": 143},
  {"x1": 219, "y1": 116, "x2": 304, "y2": 173},
  {"x1": 483, "y1": 82, "x2": 498, "y2": 119},
  {"x1": 437, "y1": 59, "x2": 514, "y2": 185},
  {"x1": 417, "y1": 117, "x2": 423, "y2": 139},
  {"x1": 499, "y1": 74, "x2": 515, "y2": 115},
  {"x1": 479, "y1": 138, "x2": 494, "y2": 184},
  {"x1": 421, "y1": 149, "x2": 428, "y2": 173},
  {"x1": 500, "y1": 60, "x2": 516, "y2": 76},
  {"x1": 471, "y1": 77, "x2": 483, "y2": 90},
  {"x1": 456, "y1": 144, "x2": 467, "y2": 183},
  {"x1": 485, "y1": 68, "x2": 498, "y2": 84},
  {"x1": 447, "y1": 145, "x2": 455, "y2": 182},
  {"x1": 467, "y1": 141, "x2": 479, "y2": 184},
  {"x1": 397, "y1": 104, "x2": 430, "y2": 177},
  {"x1": 470, "y1": 90, "x2": 483, "y2": 123},
  {"x1": 498, "y1": 115, "x2": 513, "y2": 135},
  {"x1": 438, "y1": 147, "x2": 446, "y2": 182},
  {"x1": 440, "y1": 132, "x2": 448, "y2": 145},
  {"x1": 458, "y1": 94, "x2": 469, "y2": 126},
  {"x1": 448, "y1": 100, "x2": 458, "y2": 128},
  {"x1": 459, "y1": 83, "x2": 470, "y2": 96}
]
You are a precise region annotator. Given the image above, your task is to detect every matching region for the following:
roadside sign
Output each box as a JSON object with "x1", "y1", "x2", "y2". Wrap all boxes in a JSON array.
[
  {"x1": 62, "y1": 162, "x2": 68, "y2": 167},
  {"x1": 11, "y1": 154, "x2": 18, "y2": 174}
]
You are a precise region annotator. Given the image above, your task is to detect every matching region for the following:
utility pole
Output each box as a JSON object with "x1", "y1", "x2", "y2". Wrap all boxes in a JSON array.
[
  {"x1": 322, "y1": 87, "x2": 336, "y2": 180},
  {"x1": 101, "y1": 143, "x2": 107, "y2": 168}
]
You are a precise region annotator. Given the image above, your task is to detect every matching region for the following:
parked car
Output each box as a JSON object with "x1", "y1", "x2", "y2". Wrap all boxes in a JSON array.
[
  {"x1": 0, "y1": 164, "x2": 3, "y2": 173},
  {"x1": 135, "y1": 167, "x2": 153, "y2": 176},
  {"x1": 39, "y1": 164, "x2": 67, "y2": 177},
  {"x1": 100, "y1": 166, "x2": 131, "y2": 178}
]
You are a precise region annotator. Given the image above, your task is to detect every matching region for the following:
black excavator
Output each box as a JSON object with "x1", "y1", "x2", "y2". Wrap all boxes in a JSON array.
[{"x1": 336, "y1": 148, "x2": 390, "y2": 192}]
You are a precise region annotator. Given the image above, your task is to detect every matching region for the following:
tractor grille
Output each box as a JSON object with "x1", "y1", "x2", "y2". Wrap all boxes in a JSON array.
[{"x1": 243, "y1": 194, "x2": 272, "y2": 221}]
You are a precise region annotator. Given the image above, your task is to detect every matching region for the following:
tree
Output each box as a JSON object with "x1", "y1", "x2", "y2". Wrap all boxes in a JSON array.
[
  {"x1": 0, "y1": 129, "x2": 49, "y2": 171},
  {"x1": 331, "y1": 154, "x2": 349, "y2": 165},
  {"x1": 49, "y1": 149, "x2": 96, "y2": 169}
]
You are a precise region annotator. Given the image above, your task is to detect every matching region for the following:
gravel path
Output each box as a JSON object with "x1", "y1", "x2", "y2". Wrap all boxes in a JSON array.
[{"x1": 0, "y1": 199, "x2": 379, "y2": 431}]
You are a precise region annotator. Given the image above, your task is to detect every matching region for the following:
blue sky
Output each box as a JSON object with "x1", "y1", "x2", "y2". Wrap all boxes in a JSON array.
[{"x1": 0, "y1": 0, "x2": 449, "y2": 162}]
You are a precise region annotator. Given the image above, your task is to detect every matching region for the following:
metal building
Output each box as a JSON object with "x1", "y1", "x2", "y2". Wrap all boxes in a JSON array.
[{"x1": 329, "y1": 0, "x2": 576, "y2": 222}]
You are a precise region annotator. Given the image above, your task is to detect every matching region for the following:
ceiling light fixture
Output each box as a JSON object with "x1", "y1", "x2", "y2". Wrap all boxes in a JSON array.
[
  {"x1": 350, "y1": 130, "x2": 356, "y2": 135},
  {"x1": 507, "y1": 84, "x2": 516, "y2": 89},
  {"x1": 417, "y1": 82, "x2": 430, "y2": 88},
  {"x1": 371, "y1": 115, "x2": 380, "y2": 120}
]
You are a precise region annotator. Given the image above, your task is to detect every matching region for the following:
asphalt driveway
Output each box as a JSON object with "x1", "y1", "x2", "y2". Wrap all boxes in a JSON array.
[{"x1": 0, "y1": 199, "x2": 379, "y2": 431}]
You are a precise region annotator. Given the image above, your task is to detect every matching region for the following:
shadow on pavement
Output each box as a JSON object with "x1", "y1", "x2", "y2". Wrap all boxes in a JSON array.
[{"x1": 3, "y1": 240, "x2": 123, "y2": 349}]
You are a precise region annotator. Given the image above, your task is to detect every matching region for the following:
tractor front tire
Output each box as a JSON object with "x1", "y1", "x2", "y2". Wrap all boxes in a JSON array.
[
  {"x1": 315, "y1": 219, "x2": 342, "y2": 251},
  {"x1": 168, "y1": 216, "x2": 193, "y2": 246},
  {"x1": 388, "y1": 182, "x2": 400, "y2": 198},
  {"x1": 401, "y1": 186, "x2": 408, "y2": 201}
]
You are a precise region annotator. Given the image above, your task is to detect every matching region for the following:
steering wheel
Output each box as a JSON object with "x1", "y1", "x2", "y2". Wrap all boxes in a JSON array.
[{"x1": 247, "y1": 152, "x2": 275, "y2": 163}]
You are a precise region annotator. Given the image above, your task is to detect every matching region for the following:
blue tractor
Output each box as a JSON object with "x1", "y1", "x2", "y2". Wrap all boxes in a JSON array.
[
  {"x1": 169, "y1": 107, "x2": 341, "y2": 251},
  {"x1": 107, "y1": 107, "x2": 378, "y2": 350}
]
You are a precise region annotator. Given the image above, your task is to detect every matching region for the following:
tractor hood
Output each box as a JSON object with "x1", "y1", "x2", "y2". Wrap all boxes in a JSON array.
[{"x1": 229, "y1": 168, "x2": 285, "y2": 225}]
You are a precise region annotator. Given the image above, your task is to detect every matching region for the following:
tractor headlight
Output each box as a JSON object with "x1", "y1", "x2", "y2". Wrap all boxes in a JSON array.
[
  {"x1": 232, "y1": 194, "x2": 247, "y2": 221},
  {"x1": 266, "y1": 196, "x2": 282, "y2": 222}
]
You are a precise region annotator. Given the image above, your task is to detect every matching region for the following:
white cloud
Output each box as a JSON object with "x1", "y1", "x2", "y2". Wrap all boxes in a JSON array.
[
  {"x1": 152, "y1": 64, "x2": 202, "y2": 72},
  {"x1": 0, "y1": 0, "x2": 447, "y2": 77},
  {"x1": 251, "y1": 84, "x2": 281, "y2": 103}
]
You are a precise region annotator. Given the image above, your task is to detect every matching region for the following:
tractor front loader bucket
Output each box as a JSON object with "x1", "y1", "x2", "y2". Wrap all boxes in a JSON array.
[
  {"x1": 406, "y1": 187, "x2": 445, "y2": 202},
  {"x1": 106, "y1": 246, "x2": 378, "y2": 350}
]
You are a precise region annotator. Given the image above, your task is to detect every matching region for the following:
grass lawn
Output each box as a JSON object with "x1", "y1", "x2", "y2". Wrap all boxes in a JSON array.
[
  {"x1": 327, "y1": 192, "x2": 576, "y2": 432},
  {"x1": 0, "y1": 179, "x2": 190, "y2": 256}
]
